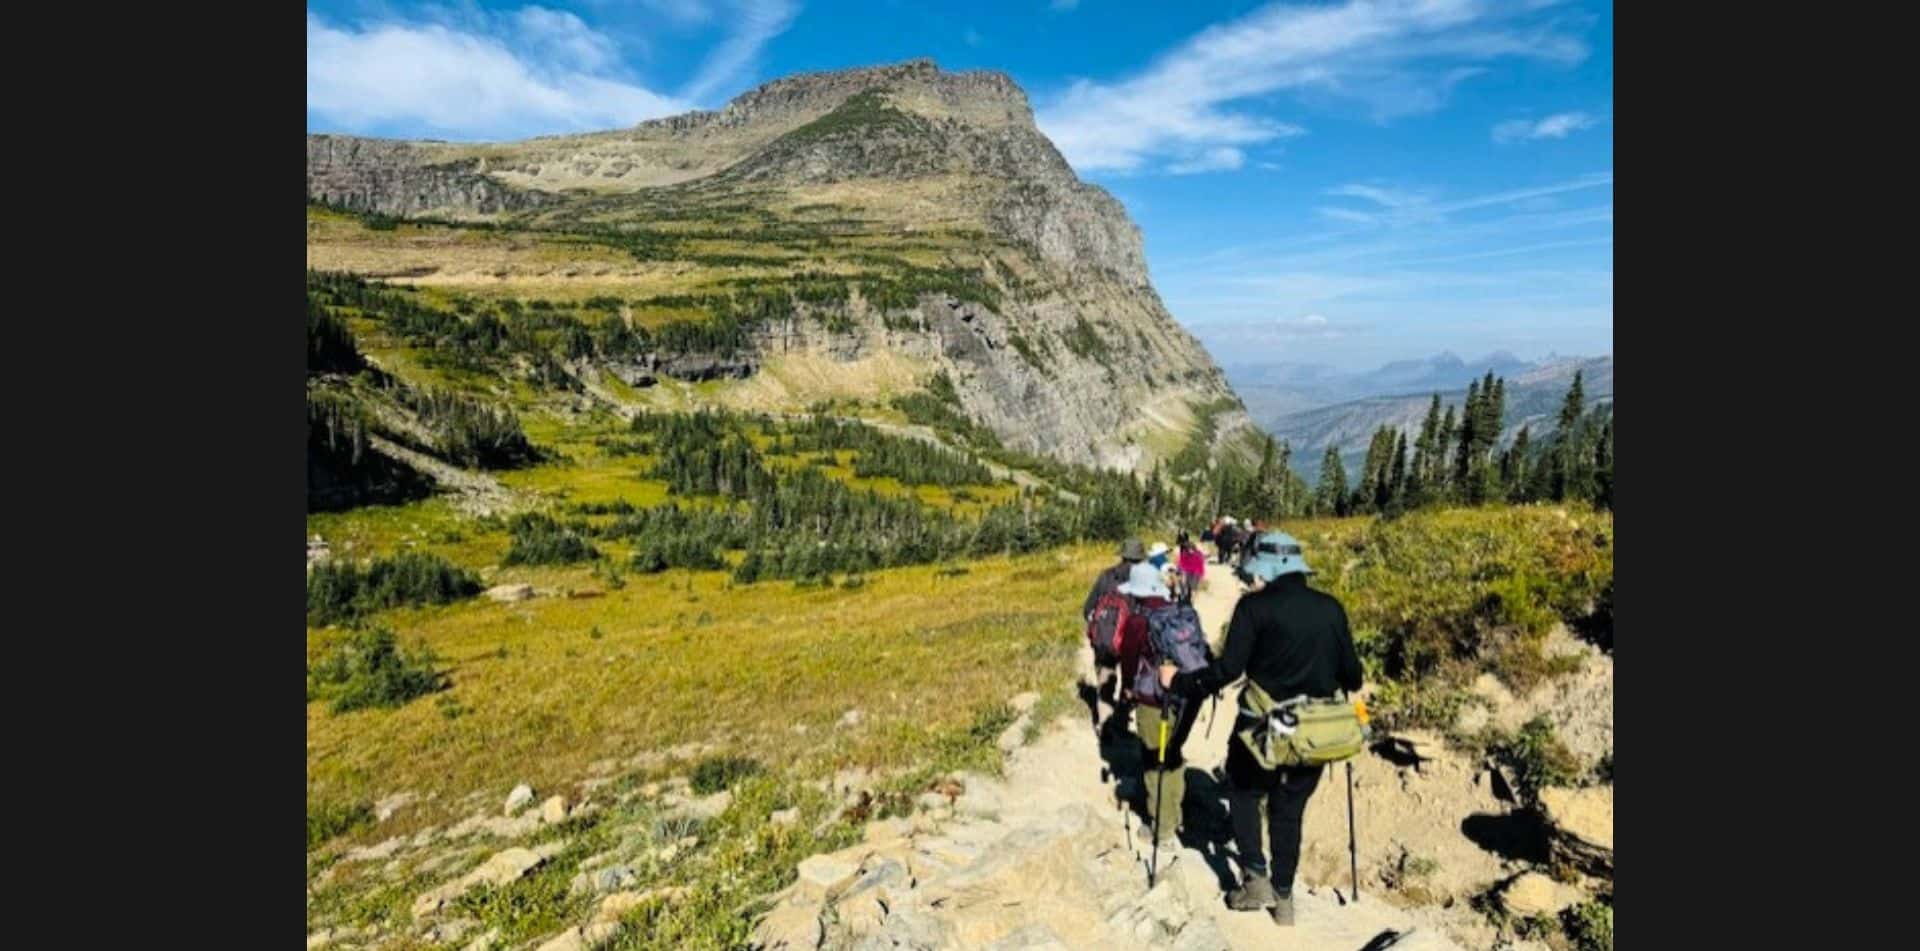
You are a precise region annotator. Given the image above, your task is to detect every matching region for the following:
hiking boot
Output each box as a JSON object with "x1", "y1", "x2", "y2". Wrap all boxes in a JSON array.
[
  {"x1": 1269, "y1": 893, "x2": 1295, "y2": 926},
  {"x1": 1226, "y1": 873, "x2": 1279, "y2": 911}
]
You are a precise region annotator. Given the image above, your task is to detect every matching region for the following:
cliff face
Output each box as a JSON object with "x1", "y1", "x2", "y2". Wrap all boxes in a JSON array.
[{"x1": 305, "y1": 58, "x2": 1254, "y2": 471}]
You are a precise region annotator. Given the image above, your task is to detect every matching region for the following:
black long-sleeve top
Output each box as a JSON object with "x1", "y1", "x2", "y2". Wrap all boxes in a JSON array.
[{"x1": 1168, "y1": 573, "x2": 1363, "y2": 702}]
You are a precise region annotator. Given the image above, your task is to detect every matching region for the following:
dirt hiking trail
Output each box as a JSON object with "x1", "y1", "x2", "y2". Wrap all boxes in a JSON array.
[{"x1": 752, "y1": 571, "x2": 1528, "y2": 950}]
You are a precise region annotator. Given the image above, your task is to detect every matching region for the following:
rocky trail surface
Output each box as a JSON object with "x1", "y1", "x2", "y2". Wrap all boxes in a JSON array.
[{"x1": 751, "y1": 576, "x2": 1613, "y2": 950}]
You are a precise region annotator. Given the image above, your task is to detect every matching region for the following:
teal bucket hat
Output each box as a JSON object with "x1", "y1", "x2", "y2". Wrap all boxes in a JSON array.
[{"x1": 1245, "y1": 530, "x2": 1312, "y2": 583}]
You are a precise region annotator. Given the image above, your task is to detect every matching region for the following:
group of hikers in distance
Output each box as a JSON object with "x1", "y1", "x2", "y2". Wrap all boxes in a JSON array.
[{"x1": 1080, "y1": 518, "x2": 1369, "y2": 927}]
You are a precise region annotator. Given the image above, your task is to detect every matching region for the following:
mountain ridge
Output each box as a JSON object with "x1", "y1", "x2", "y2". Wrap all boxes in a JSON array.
[{"x1": 306, "y1": 58, "x2": 1258, "y2": 474}]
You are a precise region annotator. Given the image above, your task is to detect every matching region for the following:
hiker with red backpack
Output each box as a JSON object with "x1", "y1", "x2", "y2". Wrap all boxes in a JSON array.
[
  {"x1": 1114, "y1": 561, "x2": 1214, "y2": 854},
  {"x1": 1080, "y1": 538, "x2": 1147, "y2": 735}
]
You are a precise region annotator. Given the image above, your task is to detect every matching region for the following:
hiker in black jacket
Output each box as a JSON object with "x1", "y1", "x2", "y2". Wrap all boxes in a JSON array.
[
  {"x1": 1083, "y1": 537, "x2": 1145, "y2": 620},
  {"x1": 1161, "y1": 530, "x2": 1361, "y2": 926},
  {"x1": 1078, "y1": 538, "x2": 1146, "y2": 735}
]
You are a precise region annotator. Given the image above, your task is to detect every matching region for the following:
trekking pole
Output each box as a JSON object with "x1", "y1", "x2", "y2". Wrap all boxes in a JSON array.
[
  {"x1": 1149, "y1": 713, "x2": 1170, "y2": 888},
  {"x1": 1346, "y1": 759, "x2": 1359, "y2": 903},
  {"x1": 1203, "y1": 693, "x2": 1218, "y2": 739}
]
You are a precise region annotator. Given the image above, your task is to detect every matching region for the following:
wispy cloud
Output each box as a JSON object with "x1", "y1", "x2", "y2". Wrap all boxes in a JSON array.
[
  {"x1": 1050, "y1": 0, "x2": 1082, "y2": 11},
  {"x1": 1493, "y1": 110, "x2": 1598, "y2": 143},
  {"x1": 1035, "y1": 0, "x2": 1589, "y2": 174},
  {"x1": 964, "y1": 28, "x2": 983, "y2": 47},
  {"x1": 679, "y1": 1, "x2": 801, "y2": 104},
  {"x1": 1192, "y1": 313, "x2": 1373, "y2": 349},
  {"x1": 306, "y1": 8, "x2": 689, "y2": 140},
  {"x1": 1169, "y1": 147, "x2": 1246, "y2": 174},
  {"x1": 1316, "y1": 172, "x2": 1611, "y2": 228}
]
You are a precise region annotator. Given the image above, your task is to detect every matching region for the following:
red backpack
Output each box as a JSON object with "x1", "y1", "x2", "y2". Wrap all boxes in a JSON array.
[{"x1": 1085, "y1": 588, "x2": 1135, "y2": 665}]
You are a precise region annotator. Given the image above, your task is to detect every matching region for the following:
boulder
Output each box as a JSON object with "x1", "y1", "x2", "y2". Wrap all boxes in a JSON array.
[
  {"x1": 770, "y1": 807, "x2": 801, "y2": 827},
  {"x1": 1539, "y1": 785, "x2": 1613, "y2": 874},
  {"x1": 541, "y1": 795, "x2": 569, "y2": 824},
  {"x1": 863, "y1": 818, "x2": 913, "y2": 846},
  {"x1": 754, "y1": 898, "x2": 824, "y2": 949},
  {"x1": 412, "y1": 846, "x2": 546, "y2": 918},
  {"x1": 796, "y1": 852, "x2": 862, "y2": 901},
  {"x1": 1500, "y1": 872, "x2": 1583, "y2": 917},
  {"x1": 997, "y1": 713, "x2": 1033, "y2": 755},
  {"x1": 343, "y1": 836, "x2": 405, "y2": 863},
  {"x1": 505, "y1": 784, "x2": 536, "y2": 816},
  {"x1": 486, "y1": 583, "x2": 536, "y2": 603},
  {"x1": 374, "y1": 791, "x2": 417, "y2": 822}
]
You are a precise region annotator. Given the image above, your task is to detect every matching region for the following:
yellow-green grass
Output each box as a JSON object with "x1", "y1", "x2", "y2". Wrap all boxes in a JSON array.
[
  {"x1": 308, "y1": 205, "x2": 1014, "y2": 308},
  {"x1": 307, "y1": 498, "x2": 507, "y2": 568},
  {"x1": 307, "y1": 543, "x2": 1113, "y2": 841}
]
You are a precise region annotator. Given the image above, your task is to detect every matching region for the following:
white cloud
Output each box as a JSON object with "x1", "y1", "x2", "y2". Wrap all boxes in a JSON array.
[
  {"x1": 1317, "y1": 172, "x2": 1610, "y2": 228},
  {"x1": 513, "y1": 7, "x2": 620, "y2": 72},
  {"x1": 1493, "y1": 110, "x2": 1597, "y2": 143},
  {"x1": 1035, "y1": 0, "x2": 1588, "y2": 174},
  {"x1": 1168, "y1": 147, "x2": 1246, "y2": 174},
  {"x1": 679, "y1": 0, "x2": 800, "y2": 104},
  {"x1": 306, "y1": 9, "x2": 689, "y2": 140},
  {"x1": 1326, "y1": 183, "x2": 1428, "y2": 208}
]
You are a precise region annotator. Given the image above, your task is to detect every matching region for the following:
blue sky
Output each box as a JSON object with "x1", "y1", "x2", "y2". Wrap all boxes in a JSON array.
[{"x1": 308, "y1": 1, "x2": 1613, "y2": 371}]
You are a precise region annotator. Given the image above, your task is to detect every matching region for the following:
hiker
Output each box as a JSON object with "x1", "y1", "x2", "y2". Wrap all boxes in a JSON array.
[
  {"x1": 1115, "y1": 561, "x2": 1207, "y2": 848},
  {"x1": 1213, "y1": 518, "x2": 1234, "y2": 564},
  {"x1": 1177, "y1": 531, "x2": 1206, "y2": 596},
  {"x1": 1080, "y1": 538, "x2": 1147, "y2": 733},
  {"x1": 1160, "y1": 560, "x2": 1187, "y2": 605},
  {"x1": 1147, "y1": 541, "x2": 1171, "y2": 569},
  {"x1": 1232, "y1": 522, "x2": 1262, "y2": 579},
  {"x1": 1159, "y1": 530, "x2": 1363, "y2": 926}
]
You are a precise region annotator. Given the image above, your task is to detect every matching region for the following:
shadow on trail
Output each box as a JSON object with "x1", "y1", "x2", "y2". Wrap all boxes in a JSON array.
[
  {"x1": 1179, "y1": 765, "x2": 1244, "y2": 893},
  {"x1": 1461, "y1": 810, "x2": 1551, "y2": 863}
]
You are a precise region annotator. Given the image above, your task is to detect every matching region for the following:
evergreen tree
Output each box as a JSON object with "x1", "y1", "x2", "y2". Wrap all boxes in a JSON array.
[
  {"x1": 1316, "y1": 447, "x2": 1349, "y2": 517},
  {"x1": 1589, "y1": 410, "x2": 1613, "y2": 509},
  {"x1": 1452, "y1": 381, "x2": 1480, "y2": 489},
  {"x1": 1551, "y1": 371, "x2": 1588, "y2": 502},
  {"x1": 1351, "y1": 428, "x2": 1390, "y2": 515},
  {"x1": 1503, "y1": 426, "x2": 1532, "y2": 503},
  {"x1": 1408, "y1": 394, "x2": 1440, "y2": 505},
  {"x1": 1435, "y1": 405, "x2": 1458, "y2": 499},
  {"x1": 1386, "y1": 431, "x2": 1410, "y2": 515}
]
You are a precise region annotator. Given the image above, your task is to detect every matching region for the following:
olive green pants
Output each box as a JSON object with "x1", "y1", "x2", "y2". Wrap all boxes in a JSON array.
[{"x1": 1135, "y1": 702, "x2": 1199, "y2": 843}]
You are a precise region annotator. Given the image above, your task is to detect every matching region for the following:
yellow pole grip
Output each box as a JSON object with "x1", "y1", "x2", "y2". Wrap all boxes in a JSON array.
[{"x1": 1157, "y1": 717, "x2": 1170, "y2": 764}]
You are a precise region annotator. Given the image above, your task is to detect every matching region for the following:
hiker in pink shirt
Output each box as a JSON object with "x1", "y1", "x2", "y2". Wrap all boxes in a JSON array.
[{"x1": 1176, "y1": 531, "x2": 1206, "y2": 601}]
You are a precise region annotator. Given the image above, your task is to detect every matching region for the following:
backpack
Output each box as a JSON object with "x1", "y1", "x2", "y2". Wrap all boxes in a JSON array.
[
  {"x1": 1130, "y1": 602, "x2": 1212, "y2": 708},
  {"x1": 1234, "y1": 679, "x2": 1371, "y2": 769},
  {"x1": 1085, "y1": 588, "x2": 1134, "y2": 666}
]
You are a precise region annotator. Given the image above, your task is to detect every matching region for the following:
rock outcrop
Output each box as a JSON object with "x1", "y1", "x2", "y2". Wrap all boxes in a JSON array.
[{"x1": 1538, "y1": 785, "x2": 1613, "y2": 876}]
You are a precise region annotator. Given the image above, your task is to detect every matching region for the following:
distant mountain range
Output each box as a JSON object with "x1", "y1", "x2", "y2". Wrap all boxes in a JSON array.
[
  {"x1": 1226, "y1": 350, "x2": 1545, "y2": 419},
  {"x1": 1225, "y1": 354, "x2": 1614, "y2": 484}
]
